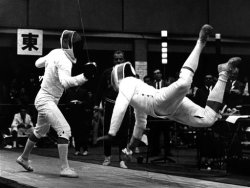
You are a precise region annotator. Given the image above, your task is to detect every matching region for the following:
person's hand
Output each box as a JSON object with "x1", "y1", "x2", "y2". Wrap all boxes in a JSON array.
[
  {"x1": 121, "y1": 148, "x2": 133, "y2": 162},
  {"x1": 83, "y1": 62, "x2": 97, "y2": 79}
]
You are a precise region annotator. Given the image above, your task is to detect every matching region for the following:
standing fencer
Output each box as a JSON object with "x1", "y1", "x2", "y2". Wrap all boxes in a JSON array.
[
  {"x1": 97, "y1": 24, "x2": 241, "y2": 157},
  {"x1": 16, "y1": 30, "x2": 96, "y2": 178}
]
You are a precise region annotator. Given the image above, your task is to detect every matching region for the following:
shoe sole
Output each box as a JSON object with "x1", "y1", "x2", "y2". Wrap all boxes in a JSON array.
[
  {"x1": 120, "y1": 166, "x2": 128, "y2": 169},
  {"x1": 199, "y1": 24, "x2": 213, "y2": 43},
  {"x1": 219, "y1": 57, "x2": 241, "y2": 73},
  {"x1": 16, "y1": 159, "x2": 34, "y2": 172},
  {"x1": 60, "y1": 174, "x2": 79, "y2": 178},
  {"x1": 102, "y1": 163, "x2": 111, "y2": 166},
  {"x1": 120, "y1": 163, "x2": 128, "y2": 169}
]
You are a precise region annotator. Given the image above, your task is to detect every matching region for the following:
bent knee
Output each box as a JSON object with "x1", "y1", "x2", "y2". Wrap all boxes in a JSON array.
[
  {"x1": 57, "y1": 127, "x2": 71, "y2": 140},
  {"x1": 175, "y1": 78, "x2": 191, "y2": 93}
]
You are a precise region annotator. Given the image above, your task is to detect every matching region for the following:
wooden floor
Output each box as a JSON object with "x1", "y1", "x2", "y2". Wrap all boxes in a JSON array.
[{"x1": 0, "y1": 150, "x2": 248, "y2": 188}]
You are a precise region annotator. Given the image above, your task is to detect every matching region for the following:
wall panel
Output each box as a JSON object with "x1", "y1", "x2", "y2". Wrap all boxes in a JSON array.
[
  {"x1": 124, "y1": 0, "x2": 208, "y2": 35},
  {"x1": 210, "y1": 0, "x2": 250, "y2": 38},
  {"x1": 29, "y1": 0, "x2": 123, "y2": 31},
  {"x1": 0, "y1": 0, "x2": 27, "y2": 27}
]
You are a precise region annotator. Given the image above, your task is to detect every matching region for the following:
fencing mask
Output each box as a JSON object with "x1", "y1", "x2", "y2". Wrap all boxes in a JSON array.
[
  {"x1": 60, "y1": 30, "x2": 83, "y2": 63},
  {"x1": 111, "y1": 62, "x2": 136, "y2": 91}
]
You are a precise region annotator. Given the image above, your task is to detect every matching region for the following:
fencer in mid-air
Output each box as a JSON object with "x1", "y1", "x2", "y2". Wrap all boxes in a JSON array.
[
  {"x1": 97, "y1": 24, "x2": 241, "y2": 157},
  {"x1": 16, "y1": 30, "x2": 96, "y2": 178}
]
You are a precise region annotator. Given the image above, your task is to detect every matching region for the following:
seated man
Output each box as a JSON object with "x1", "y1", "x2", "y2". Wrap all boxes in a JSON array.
[
  {"x1": 97, "y1": 24, "x2": 241, "y2": 159},
  {"x1": 223, "y1": 67, "x2": 244, "y2": 112},
  {"x1": 11, "y1": 106, "x2": 34, "y2": 147}
]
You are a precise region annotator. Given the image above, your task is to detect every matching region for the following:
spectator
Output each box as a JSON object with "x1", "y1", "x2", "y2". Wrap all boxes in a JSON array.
[
  {"x1": 224, "y1": 67, "x2": 244, "y2": 110},
  {"x1": 143, "y1": 75, "x2": 152, "y2": 86},
  {"x1": 194, "y1": 74, "x2": 216, "y2": 107},
  {"x1": 149, "y1": 68, "x2": 172, "y2": 157},
  {"x1": 11, "y1": 106, "x2": 34, "y2": 148},
  {"x1": 64, "y1": 85, "x2": 93, "y2": 156},
  {"x1": 93, "y1": 50, "x2": 131, "y2": 169},
  {"x1": 152, "y1": 69, "x2": 168, "y2": 89}
]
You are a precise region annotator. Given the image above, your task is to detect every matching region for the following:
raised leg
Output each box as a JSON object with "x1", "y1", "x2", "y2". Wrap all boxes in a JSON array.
[{"x1": 207, "y1": 57, "x2": 241, "y2": 112}]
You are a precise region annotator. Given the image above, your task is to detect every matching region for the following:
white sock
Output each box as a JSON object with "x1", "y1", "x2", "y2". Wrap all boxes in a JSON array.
[
  {"x1": 207, "y1": 71, "x2": 229, "y2": 103},
  {"x1": 21, "y1": 138, "x2": 36, "y2": 160},
  {"x1": 182, "y1": 41, "x2": 205, "y2": 73},
  {"x1": 13, "y1": 141, "x2": 17, "y2": 148},
  {"x1": 58, "y1": 144, "x2": 69, "y2": 169}
]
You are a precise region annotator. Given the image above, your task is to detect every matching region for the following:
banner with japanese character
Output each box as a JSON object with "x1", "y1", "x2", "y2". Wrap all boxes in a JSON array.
[{"x1": 17, "y1": 29, "x2": 43, "y2": 56}]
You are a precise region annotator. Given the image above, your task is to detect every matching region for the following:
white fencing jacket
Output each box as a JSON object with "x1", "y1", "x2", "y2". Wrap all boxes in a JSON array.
[
  {"x1": 35, "y1": 49, "x2": 87, "y2": 103},
  {"x1": 109, "y1": 77, "x2": 164, "y2": 138},
  {"x1": 109, "y1": 76, "x2": 218, "y2": 139}
]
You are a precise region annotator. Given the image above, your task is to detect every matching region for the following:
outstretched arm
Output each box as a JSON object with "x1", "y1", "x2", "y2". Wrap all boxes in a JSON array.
[
  {"x1": 58, "y1": 69, "x2": 87, "y2": 89},
  {"x1": 108, "y1": 90, "x2": 131, "y2": 136},
  {"x1": 57, "y1": 60, "x2": 87, "y2": 89},
  {"x1": 97, "y1": 78, "x2": 136, "y2": 143},
  {"x1": 122, "y1": 109, "x2": 148, "y2": 157},
  {"x1": 108, "y1": 78, "x2": 136, "y2": 136},
  {"x1": 96, "y1": 87, "x2": 132, "y2": 142}
]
